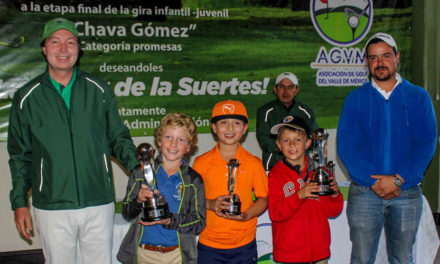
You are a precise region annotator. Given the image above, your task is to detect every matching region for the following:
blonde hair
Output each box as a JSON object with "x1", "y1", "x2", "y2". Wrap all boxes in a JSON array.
[{"x1": 154, "y1": 112, "x2": 198, "y2": 148}]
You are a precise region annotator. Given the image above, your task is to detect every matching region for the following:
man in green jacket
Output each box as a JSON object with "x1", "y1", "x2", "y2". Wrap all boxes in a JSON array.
[
  {"x1": 7, "y1": 17, "x2": 138, "y2": 263},
  {"x1": 256, "y1": 72, "x2": 319, "y2": 171}
]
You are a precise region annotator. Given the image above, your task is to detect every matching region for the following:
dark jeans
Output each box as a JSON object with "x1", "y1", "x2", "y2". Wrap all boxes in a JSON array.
[{"x1": 197, "y1": 239, "x2": 257, "y2": 264}]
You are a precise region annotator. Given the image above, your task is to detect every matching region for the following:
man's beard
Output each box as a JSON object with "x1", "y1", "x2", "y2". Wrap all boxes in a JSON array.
[{"x1": 373, "y1": 66, "x2": 392, "y2": 81}]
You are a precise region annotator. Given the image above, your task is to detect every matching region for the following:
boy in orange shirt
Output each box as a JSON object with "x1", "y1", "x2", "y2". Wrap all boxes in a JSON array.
[
  {"x1": 192, "y1": 100, "x2": 268, "y2": 264},
  {"x1": 268, "y1": 116, "x2": 343, "y2": 263}
]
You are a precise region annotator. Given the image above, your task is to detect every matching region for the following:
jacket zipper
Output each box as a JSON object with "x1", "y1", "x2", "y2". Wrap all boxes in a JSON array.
[
  {"x1": 383, "y1": 99, "x2": 391, "y2": 172},
  {"x1": 177, "y1": 168, "x2": 184, "y2": 214},
  {"x1": 47, "y1": 77, "x2": 81, "y2": 205},
  {"x1": 177, "y1": 168, "x2": 184, "y2": 263},
  {"x1": 60, "y1": 79, "x2": 81, "y2": 206}
]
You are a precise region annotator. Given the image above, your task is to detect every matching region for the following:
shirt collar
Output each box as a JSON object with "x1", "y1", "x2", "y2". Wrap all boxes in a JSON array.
[
  {"x1": 282, "y1": 156, "x2": 309, "y2": 178},
  {"x1": 371, "y1": 73, "x2": 402, "y2": 100},
  {"x1": 49, "y1": 66, "x2": 77, "y2": 93},
  {"x1": 214, "y1": 142, "x2": 245, "y2": 162}
]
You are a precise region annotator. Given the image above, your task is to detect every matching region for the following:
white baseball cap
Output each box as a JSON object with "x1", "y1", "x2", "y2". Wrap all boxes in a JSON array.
[
  {"x1": 275, "y1": 72, "x2": 298, "y2": 86},
  {"x1": 365, "y1": 32, "x2": 398, "y2": 52}
]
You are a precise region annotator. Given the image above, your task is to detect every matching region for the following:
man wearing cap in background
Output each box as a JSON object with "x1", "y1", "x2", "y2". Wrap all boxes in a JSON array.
[
  {"x1": 7, "y1": 17, "x2": 138, "y2": 263},
  {"x1": 337, "y1": 32, "x2": 437, "y2": 263},
  {"x1": 256, "y1": 72, "x2": 319, "y2": 171}
]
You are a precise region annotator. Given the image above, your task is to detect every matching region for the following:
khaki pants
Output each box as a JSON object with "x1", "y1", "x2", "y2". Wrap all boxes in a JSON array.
[
  {"x1": 34, "y1": 203, "x2": 114, "y2": 264},
  {"x1": 138, "y1": 246, "x2": 181, "y2": 264}
]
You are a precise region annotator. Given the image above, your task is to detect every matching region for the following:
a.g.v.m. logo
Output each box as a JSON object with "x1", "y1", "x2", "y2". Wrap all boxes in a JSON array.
[{"x1": 310, "y1": 0, "x2": 373, "y2": 47}]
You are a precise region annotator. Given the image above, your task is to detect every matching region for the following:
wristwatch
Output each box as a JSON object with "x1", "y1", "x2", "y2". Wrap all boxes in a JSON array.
[{"x1": 393, "y1": 175, "x2": 402, "y2": 187}]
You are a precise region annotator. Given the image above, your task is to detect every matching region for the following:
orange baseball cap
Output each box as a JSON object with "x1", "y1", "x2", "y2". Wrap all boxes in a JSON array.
[{"x1": 211, "y1": 100, "x2": 248, "y2": 123}]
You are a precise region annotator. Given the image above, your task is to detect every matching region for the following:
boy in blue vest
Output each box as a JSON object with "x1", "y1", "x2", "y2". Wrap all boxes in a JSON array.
[{"x1": 117, "y1": 113, "x2": 206, "y2": 264}]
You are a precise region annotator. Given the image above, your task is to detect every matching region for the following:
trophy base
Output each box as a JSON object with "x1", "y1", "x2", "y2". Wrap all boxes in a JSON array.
[
  {"x1": 142, "y1": 204, "x2": 172, "y2": 222},
  {"x1": 221, "y1": 210, "x2": 241, "y2": 216},
  {"x1": 313, "y1": 190, "x2": 336, "y2": 196},
  {"x1": 142, "y1": 213, "x2": 173, "y2": 222},
  {"x1": 312, "y1": 183, "x2": 335, "y2": 196},
  {"x1": 221, "y1": 197, "x2": 241, "y2": 215}
]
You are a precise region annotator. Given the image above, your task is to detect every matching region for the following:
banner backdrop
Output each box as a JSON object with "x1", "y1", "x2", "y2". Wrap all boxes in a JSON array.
[{"x1": 0, "y1": 1, "x2": 412, "y2": 141}]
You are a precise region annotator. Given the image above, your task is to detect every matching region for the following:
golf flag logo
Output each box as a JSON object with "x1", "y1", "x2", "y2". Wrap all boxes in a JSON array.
[{"x1": 310, "y1": 0, "x2": 373, "y2": 47}]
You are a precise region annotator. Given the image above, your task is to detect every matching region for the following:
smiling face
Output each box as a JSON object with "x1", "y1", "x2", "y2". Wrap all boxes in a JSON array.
[
  {"x1": 366, "y1": 41, "x2": 400, "y2": 84},
  {"x1": 276, "y1": 128, "x2": 311, "y2": 168},
  {"x1": 42, "y1": 29, "x2": 79, "y2": 76},
  {"x1": 211, "y1": 118, "x2": 248, "y2": 146},
  {"x1": 157, "y1": 126, "x2": 191, "y2": 165}
]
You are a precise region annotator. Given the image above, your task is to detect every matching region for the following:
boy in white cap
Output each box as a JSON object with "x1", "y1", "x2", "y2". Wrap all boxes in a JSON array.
[
  {"x1": 8, "y1": 17, "x2": 138, "y2": 263},
  {"x1": 337, "y1": 32, "x2": 437, "y2": 263},
  {"x1": 257, "y1": 72, "x2": 319, "y2": 171}
]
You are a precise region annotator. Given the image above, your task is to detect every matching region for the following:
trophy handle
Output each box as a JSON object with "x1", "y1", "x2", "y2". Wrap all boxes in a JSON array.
[
  {"x1": 311, "y1": 129, "x2": 335, "y2": 195},
  {"x1": 142, "y1": 163, "x2": 156, "y2": 190},
  {"x1": 136, "y1": 143, "x2": 158, "y2": 190},
  {"x1": 227, "y1": 159, "x2": 240, "y2": 194},
  {"x1": 222, "y1": 159, "x2": 242, "y2": 215}
]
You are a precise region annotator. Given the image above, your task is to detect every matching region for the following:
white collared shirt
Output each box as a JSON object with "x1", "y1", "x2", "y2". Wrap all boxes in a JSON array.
[{"x1": 371, "y1": 73, "x2": 402, "y2": 100}]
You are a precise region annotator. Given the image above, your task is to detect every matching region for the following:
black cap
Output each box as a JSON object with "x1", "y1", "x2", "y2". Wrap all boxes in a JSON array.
[{"x1": 270, "y1": 115, "x2": 310, "y2": 137}]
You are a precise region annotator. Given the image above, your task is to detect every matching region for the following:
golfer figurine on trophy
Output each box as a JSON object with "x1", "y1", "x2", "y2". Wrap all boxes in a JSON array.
[
  {"x1": 310, "y1": 128, "x2": 335, "y2": 196},
  {"x1": 222, "y1": 159, "x2": 241, "y2": 215},
  {"x1": 136, "y1": 143, "x2": 172, "y2": 222}
]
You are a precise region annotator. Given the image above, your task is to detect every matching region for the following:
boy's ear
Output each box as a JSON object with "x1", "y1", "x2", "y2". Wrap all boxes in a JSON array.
[
  {"x1": 306, "y1": 138, "x2": 312, "y2": 149},
  {"x1": 185, "y1": 145, "x2": 191, "y2": 154},
  {"x1": 275, "y1": 139, "x2": 281, "y2": 151},
  {"x1": 243, "y1": 123, "x2": 249, "y2": 134},
  {"x1": 211, "y1": 123, "x2": 217, "y2": 133}
]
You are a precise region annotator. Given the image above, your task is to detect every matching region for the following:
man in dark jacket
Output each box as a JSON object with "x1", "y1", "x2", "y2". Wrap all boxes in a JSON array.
[
  {"x1": 256, "y1": 72, "x2": 318, "y2": 171},
  {"x1": 7, "y1": 17, "x2": 138, "y2": 263}
]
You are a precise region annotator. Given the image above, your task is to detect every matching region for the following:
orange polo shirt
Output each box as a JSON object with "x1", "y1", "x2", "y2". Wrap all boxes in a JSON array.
[{"x1": 192, "y1": 143, "x2": 268, "y2": 249}]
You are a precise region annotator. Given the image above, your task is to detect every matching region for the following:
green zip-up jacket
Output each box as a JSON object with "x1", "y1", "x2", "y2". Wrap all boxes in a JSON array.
[
  {"x1": 256, "y1": 99, "x2": 318, "y2": 171},
  {"x1": 8, "y1": 69, "x2": 138, "y2": 210},
  {"x1": 117, "y1": 156, "x2": 206, "y2": 264}
]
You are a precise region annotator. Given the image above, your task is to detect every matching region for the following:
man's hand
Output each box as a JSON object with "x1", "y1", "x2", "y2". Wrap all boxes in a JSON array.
[
  {"x1": 14, "y1": 207, "x2": 33, "y2": 242},
  {"x1": 370, "y1": 174, "x2": 403, "y2": 200}
]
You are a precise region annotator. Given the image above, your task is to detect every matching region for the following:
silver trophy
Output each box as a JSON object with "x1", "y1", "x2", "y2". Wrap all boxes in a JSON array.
[
  {"x1": 222, "y1": 159, "x2": 241, "y2": 215},
  {"x1": 136, "y1": 143, "x2": 172, "y2": 222},
  {"x1": 311, "y1": 128, "x2": 335, "y2": 196}
]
